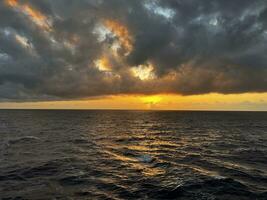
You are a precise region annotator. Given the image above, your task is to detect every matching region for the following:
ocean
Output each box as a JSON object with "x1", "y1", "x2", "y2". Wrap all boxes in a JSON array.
[{"x1": 0, "y1": 110, "x2": 267, "y2": 200}]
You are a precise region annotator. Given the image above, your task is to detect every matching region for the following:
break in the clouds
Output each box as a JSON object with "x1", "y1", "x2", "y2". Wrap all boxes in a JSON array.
[{"x1": 0, "y1": 0, "x2": 267, "y2": 101}]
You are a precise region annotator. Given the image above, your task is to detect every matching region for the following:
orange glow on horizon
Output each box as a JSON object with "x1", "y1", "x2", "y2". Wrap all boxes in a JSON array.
[{"x1": 1, "y1": 93, "x2": 267, "y2": 111}]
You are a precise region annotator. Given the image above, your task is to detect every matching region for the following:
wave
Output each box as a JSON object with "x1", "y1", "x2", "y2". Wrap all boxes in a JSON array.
[
  {"x1": 151, "y1": 177, "x2": 267, "y2": 199},
  {"x1": 7, "y1": 136, "x2": 41, "y2": 145}
]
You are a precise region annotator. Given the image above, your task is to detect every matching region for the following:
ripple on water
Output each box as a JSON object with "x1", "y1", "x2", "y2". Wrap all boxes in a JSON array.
[{"x1": 0, "y1": 110, "x2": 267, "y2": 199}]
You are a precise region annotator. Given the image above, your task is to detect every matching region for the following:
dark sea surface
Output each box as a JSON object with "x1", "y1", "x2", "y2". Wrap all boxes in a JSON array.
[{"x1": 0, "y1": 110, "x2": 267, "y2": 200}]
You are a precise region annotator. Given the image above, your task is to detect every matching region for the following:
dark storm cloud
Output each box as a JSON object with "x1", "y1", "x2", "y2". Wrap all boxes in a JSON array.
[{"x1": 0, "y1": 0, "x2": 267, "y2": 101}]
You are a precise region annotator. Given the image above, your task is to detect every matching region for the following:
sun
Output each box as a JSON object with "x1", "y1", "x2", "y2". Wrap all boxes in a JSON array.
[{"x1": 141, "y1": 95, "x2": 162, "y2": 106}]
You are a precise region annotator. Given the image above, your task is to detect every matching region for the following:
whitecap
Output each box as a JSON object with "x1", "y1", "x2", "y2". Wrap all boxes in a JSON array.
[{"x1": 137, "y1": 154, "x2": 154, "y2": 163}]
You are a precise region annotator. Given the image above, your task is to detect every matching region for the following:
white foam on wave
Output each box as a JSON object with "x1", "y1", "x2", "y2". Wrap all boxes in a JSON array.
[
  {"x1": 137, "y1": 154, "x2": 154, "y2": 163},
  {"x1": 8, "y1": 136, "x2": 41, "y2": 144}
]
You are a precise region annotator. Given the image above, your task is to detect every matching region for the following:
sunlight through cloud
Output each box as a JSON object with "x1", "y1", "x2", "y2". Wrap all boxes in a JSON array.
[{"x1": 131, "y1": 64, "x2": 156, "y2": 81}]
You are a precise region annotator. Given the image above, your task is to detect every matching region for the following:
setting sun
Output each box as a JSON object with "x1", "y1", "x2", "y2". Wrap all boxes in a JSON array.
[{"x1": 141, "y1": 95, "x2": 162, "y2": 107}]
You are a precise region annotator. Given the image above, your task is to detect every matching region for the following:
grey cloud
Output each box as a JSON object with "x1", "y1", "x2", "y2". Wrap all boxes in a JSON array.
[{"x1": 0, "y1": 0, "x2": 267, "y2": 101}]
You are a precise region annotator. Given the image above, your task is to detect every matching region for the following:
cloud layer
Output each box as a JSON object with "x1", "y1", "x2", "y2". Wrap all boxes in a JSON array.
[{"x1": 0, "y1": 0, "x2": 267, "y2": 101}]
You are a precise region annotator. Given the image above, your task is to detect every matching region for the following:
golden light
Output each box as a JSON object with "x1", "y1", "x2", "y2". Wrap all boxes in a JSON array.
[
  {"x1": 15, "y1": 34, "x2": 29, "y2": 48},
  {"x1": 5, "y1": 0, "x2": 17, "y2": 7},
  {"x1": 94, "y1": 56, "x2": 112, "y2": 72},
  {"x1": 131, "y1": 64, "x2": 155, "y2": 80},
  {"x1": 104, "y1": 19, "x2": 133, "y2": 55},
  {"x1": 141, "y1": 95, "x2": 162, "y2": 106},
  {"x1": 5, "y1": 0, "x2": 51, "y2": 31},
  {"x1": 1, "y1": 93, "x2": 267, "y2": 111}
]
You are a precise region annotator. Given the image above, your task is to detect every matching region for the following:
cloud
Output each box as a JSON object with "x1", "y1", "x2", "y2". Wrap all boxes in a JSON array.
[{"x1": 0, "y1": 0, "x2": 267, "y2": 101}]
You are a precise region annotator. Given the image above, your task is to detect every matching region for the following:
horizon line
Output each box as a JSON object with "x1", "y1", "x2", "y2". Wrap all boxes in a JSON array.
[{"x1": 0, "y1": 108, "x2": 266, "y2": 112}]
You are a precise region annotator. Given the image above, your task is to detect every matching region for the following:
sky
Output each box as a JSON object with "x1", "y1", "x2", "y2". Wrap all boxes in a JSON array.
[{"x1": 0, "y1": 0, "x2": 267, "y2": 110}]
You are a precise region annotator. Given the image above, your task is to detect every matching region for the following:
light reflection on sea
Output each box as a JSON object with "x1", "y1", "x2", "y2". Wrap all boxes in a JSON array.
[{"x1": 0, "y1": 110, "x2": 267, "y2": 199}]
